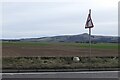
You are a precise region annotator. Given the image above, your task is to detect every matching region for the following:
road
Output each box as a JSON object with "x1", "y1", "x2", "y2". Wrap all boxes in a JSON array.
[{"x1": 2, "y1": 71, "x2": 119, "y2": 79}]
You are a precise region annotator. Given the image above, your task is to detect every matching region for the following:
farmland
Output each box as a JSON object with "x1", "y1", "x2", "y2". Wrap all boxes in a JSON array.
[
  {"x1": 2, "y1": 42, "x2": 119, "y2": 70},
  {"x1": 2, "y1": 42, "x2": 118, "y2": 57}
]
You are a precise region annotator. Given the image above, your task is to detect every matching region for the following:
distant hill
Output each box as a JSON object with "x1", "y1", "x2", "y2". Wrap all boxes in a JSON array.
[{"x1": 3, "y1": 33, "x2": 118, "y2": 43}]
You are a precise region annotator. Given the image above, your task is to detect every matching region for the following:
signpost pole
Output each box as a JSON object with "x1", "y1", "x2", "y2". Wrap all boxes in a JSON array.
[
  {"x1": 85, "y1": 9, "x2": 94, "y2": 70},
  {"x1": 89, "y1": 28, "x2": 91, "y2": 69}
]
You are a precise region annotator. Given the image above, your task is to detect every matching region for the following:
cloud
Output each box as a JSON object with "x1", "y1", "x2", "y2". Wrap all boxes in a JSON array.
[{"x1": 2, "y1": 0, "x2": 118, "y2": 39}]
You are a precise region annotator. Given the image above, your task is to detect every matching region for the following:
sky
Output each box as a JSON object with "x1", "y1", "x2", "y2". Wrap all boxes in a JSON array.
[{"x1": 0, "y1": 0, "x2": 119, "y2": 39}]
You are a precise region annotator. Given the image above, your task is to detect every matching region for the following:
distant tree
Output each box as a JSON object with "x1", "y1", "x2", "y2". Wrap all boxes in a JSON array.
[
  {"x1": 75, "y1": 41, "x2": 80, "y2": 43},
  {"x1": 59, "y1": 41, "x2": 64, "y2": 42}
]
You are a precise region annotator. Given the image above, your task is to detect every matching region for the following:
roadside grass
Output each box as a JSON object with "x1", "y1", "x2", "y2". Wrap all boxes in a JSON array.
[{"x1": 2, "y1": 57, "x2": 119, "y2": 69}]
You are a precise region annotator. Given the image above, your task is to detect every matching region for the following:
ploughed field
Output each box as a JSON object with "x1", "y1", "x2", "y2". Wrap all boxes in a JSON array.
[{"x1": 2, "y1": 42, "x2": 118, "y2": 57}]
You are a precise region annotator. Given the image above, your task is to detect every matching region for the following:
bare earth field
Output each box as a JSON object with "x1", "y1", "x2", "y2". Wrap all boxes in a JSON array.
[{"x1": 2, "y1": 42, "x2": 118, "y2": 57}]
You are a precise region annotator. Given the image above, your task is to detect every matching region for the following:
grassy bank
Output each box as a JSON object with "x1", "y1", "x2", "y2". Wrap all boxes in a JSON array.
[{"x1": 2, "y1": 57, "x2": 119, "y2": 69}]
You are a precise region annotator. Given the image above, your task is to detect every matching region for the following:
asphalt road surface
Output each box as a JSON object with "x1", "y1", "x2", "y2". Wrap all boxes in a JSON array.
[{"x1": 2, "y1": 71, "x2": 119, "y2": 79}]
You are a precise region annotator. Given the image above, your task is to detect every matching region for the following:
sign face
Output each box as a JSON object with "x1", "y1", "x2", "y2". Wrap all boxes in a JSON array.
[{"x1": 85, "y1": 9, "x2": 94, "y2": 29}]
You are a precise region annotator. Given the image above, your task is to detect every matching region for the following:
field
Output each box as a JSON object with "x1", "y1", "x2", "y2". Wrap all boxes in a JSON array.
[
  {"x1": 2, "y1": 42, "x2": 119, "y2": 69},
  {"x1": 2, "y1": 42, "x2": 118, "y2": 57}
]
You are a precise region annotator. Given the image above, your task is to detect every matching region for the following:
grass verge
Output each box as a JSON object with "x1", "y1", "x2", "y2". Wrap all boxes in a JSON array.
[{"x1": 2, "y1": 57, "x2": 119, "y2": 69}]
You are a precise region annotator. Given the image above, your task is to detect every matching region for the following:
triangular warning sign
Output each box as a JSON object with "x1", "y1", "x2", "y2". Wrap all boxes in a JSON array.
[{"x1": 85, "y1": 9, "x2": 94, "y2": 29}]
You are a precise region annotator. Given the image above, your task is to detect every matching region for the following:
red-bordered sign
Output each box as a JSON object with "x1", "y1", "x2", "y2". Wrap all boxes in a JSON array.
[{"x1": 85, "y1": 9, "x2": 94, "y2": 29}]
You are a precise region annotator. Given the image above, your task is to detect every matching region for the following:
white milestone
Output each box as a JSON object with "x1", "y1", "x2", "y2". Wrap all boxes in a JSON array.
[{"x1": 73, "y1": 57, "x2": 80, "y2": 62}]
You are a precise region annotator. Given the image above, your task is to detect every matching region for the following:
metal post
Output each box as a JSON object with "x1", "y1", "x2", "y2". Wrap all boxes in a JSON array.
[
  {"x1": 85, "y1": 9, "x2": 94, "y2": 70},
  {"x1": 89, "y1": 28, "x2": 91, "y2": 69}
]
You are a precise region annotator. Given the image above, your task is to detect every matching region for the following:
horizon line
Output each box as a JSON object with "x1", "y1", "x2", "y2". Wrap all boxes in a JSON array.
[{"x1": 1, "y1": 33, "x2": 119, "y2": 40}]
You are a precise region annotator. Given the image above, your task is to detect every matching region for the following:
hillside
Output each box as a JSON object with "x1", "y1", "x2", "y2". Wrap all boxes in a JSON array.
[{"x1": 17, "y1": 33, "x2": 118, "y2": 43}]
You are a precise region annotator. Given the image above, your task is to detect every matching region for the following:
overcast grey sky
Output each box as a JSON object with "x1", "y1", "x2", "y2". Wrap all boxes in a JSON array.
[{"x1": 1, "y1": 0, "x2": 119, "y2": 39}]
